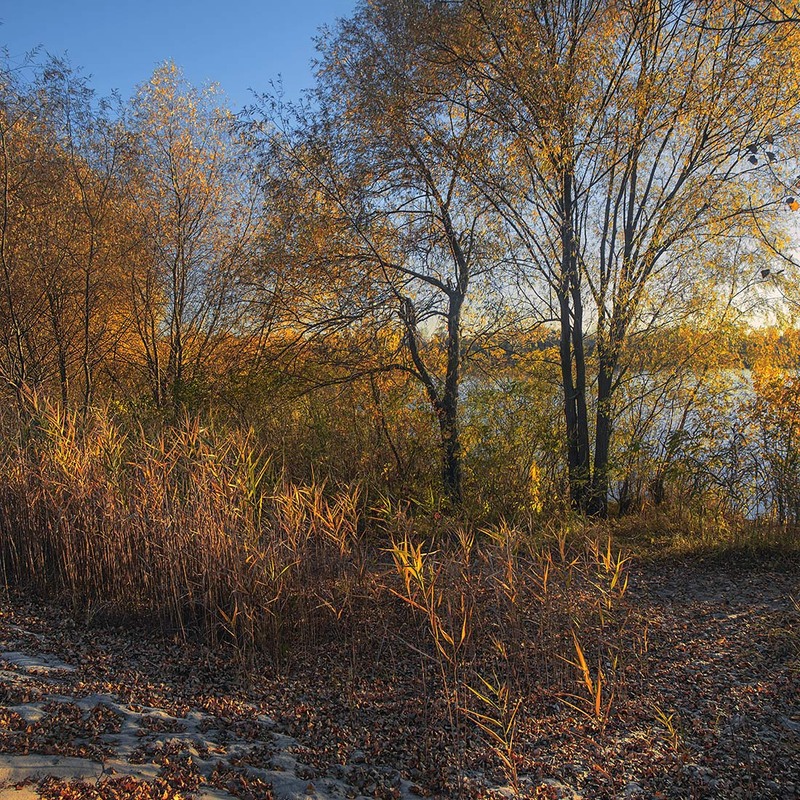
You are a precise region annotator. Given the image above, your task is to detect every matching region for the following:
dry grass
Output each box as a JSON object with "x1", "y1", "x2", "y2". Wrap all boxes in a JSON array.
[
  {"x1": 0, "y1": 399, "x2": 367, "y2": 661},
  {"x1": 608, "y1": 504, "x2": 800, "y2": 562},
  {"x1": 0, "y1": 400, "x2": 637, "y2": 788}
]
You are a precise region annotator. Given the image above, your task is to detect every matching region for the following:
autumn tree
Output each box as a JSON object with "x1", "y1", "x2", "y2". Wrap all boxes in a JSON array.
[
  {"x1": 443, "y1": 0, "x2": 800, "y2": 514},
  {"x1": 0, "y1": 56, "x2": 131, "y2": 411},
  {"x1": 126, "y1": 63, "x2": 258, "y2": 413},
  {"x1": 256, "y1": 0, "x2": 504, "y2": 504},
  {"x1": 38, "y1": 62, "x2": 135, "y2": 414},
  {"x1": 0, "y1": 56, "x2": 54, "y2": 405}
]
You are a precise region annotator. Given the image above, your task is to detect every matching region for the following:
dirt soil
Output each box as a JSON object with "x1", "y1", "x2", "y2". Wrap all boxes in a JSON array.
[{"x1": 0, "y1": 555, "x2": 798, "y2": 800}]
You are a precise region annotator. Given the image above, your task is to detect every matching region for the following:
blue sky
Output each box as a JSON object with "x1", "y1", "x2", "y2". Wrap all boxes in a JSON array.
[{"x1": 0, "y1": 0, "x2": 356, "y2": 109}]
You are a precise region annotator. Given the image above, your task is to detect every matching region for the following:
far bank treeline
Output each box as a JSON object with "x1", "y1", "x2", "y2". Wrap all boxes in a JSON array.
[{"x1": 3, "y1": 0, "x2": 800, "y2": 522}]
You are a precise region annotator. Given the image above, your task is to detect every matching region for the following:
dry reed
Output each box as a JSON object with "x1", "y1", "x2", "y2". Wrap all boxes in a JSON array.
[{"x1": 0, "y1": 398, "x2": 635, "y2": 786}]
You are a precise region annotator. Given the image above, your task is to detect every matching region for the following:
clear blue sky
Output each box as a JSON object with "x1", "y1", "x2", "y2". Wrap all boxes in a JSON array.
[{"x1": 0, "y1": 0, "x2": 356, "y2": 109}]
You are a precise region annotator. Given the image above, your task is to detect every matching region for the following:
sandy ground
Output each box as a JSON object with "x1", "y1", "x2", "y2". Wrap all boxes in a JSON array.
[{"x1": 0, "y1": 643, "x2": 429, "y2": 800}]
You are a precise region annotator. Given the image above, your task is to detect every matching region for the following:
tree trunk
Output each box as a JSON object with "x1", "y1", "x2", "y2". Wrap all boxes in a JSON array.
[
  {"x1": 589, "y1": 355, "x2": 614, "y2": 518},
  {"x1": 558, "y1": 168, "x2": 591, "y2": 511},
  {"x1": 441, "y1": 273, "x2": 464, "y2": 506},
  {"x1": 559, "y1": 290, "x2": 588, "y2": 510},
  {"x1": 81, "y1": 265, "x2": 93, "y2": 417},
  {"x1": 438, "y1": 399, "x2": 462, "y2": 506}
]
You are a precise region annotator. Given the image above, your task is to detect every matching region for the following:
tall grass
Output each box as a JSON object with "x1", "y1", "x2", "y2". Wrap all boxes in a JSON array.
[
  {"x1": 0, "y1": 399, "x2": 368, "y2": 659},
  {"x1": 0, "y1": 399, "x2": 636, "y2": 790}
]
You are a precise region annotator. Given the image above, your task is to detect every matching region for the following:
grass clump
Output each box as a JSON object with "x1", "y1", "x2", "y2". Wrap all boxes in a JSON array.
[{"x1": 0, "y1": 400, "x2": 642, "y2": 793}]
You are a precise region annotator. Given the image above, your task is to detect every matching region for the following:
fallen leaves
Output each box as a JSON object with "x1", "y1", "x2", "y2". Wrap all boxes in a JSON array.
[{"x1": 0, "y1": 557, "x2": 797, "y2": 799}]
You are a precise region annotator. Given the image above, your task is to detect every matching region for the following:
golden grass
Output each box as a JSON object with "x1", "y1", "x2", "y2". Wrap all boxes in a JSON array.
[
  {"x1": 0, "y1": 399, "x2": 639, "y2": 787},
  {"x1": 608, "y1": 505, "x2": 800, "y2": 561},
  {"x1": 0, "y1": 400, "x2": 369, "y2": 658}
]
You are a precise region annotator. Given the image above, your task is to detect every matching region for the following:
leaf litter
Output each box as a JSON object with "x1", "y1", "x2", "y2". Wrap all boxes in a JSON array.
[{"x1": 0, "y1": 555, "x2": 797, "y2": 799}]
